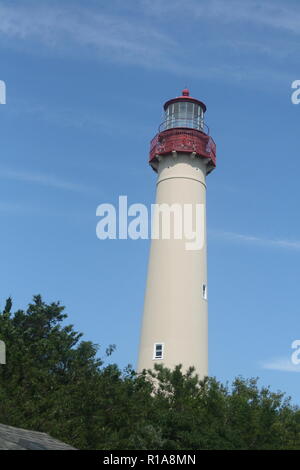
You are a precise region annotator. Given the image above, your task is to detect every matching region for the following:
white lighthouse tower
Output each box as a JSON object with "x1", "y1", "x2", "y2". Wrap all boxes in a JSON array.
[{"x1": 137, "y1": 89, "x2": 216, "y2": 379}]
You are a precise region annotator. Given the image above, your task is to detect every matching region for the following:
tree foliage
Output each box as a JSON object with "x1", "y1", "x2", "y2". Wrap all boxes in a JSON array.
[{"x1": 0, "y1": 296, "x2": 300, "y2": 450}]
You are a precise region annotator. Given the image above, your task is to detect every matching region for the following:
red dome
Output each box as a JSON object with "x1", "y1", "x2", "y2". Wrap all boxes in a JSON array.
[{"x1": 163, "y1": 89, "x2": 207, "y2": 112}]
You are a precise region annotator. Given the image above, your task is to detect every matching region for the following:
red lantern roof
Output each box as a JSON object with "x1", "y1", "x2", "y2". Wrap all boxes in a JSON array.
[{"x1": 163, "y1": 88, "x2": 207, "y2": 113}]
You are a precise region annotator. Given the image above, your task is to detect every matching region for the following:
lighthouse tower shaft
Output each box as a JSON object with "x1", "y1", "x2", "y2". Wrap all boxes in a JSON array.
[{"x1": 137, "y1": 89, "x2": 216, "y2": 379}]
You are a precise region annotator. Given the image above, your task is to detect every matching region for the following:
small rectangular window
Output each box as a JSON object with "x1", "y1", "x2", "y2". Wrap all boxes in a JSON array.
[
  {"x1": 202, "y1": 284, "x2": 207, "y2": 300},
  {"x1": 153, "y1": 343, "x2": 164, "y2": 360}
]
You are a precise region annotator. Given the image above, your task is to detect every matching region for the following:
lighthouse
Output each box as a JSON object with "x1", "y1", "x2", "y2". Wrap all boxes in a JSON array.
[{"x1": 137, "y1": 89, "x2": 216, "y2": 379}]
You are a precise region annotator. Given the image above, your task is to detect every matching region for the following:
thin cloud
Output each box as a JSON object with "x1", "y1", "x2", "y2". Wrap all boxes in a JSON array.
[
  {"x1": 142, "y1": 0, "x2": 300, "y2": 35},
  {"x1": 0, "y1": 2, "x2": 178, "y2": 70},
  {"x1": 210, "y1": 230, "x2": 300, "y2": 251},
  {"x1": 140, "y1": 0, "x2": 300, "y2": 77},
  {"x1": 0, "y1": 167, "x2": 95, "y2": 195},
  {"x1": 0, "y1": 202, "x2": 27, "y2": 213},
  {"x1": 0, "y1": 1, "x2": 295, "y2": 85},
  {"x1": 6, "y1": 100, "x2": 152, "y2": 138},
  {"x1": 261, "y1": 357, "x2": 300, "y2": 373}
]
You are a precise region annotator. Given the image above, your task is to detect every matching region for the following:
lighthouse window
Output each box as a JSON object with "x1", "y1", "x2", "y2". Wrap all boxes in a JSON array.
[
  {"x1": 164, "y1": 101, "x2": 204, "y2": 131},
  {"x1": 153, "y1": 343, "x2": 164, "y2": 360},
  {"x1": 173, "y1": 102, "x2": 180, "y2": 116},
  {"x1": 187, "y1": 102, "x2": 194, "y2": 119},
  {"x1": 179, "y1": 101, "x2": 187, "y2": 115},
  {"x1": 202, "y1": 284, "x2": 207, "y2": 300}
]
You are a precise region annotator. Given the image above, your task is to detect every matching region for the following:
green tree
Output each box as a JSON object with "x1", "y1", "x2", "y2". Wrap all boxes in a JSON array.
[
  {"x1": 1, "y1": 295, "x2": 300, "y2": 450},
  {"x1": 0, "y1": 295, "x2": 105, "y2": 448}
]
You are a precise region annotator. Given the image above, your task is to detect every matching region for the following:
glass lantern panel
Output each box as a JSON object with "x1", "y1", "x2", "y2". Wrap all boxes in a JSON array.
[{"x1": 164, "y1": 102, "x2": 204, "y2": 131}]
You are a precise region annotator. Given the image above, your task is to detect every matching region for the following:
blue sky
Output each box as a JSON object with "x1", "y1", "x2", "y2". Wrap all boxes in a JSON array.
[{"x1": 1, "y1": 0, "x2": 300, "y2": 402}]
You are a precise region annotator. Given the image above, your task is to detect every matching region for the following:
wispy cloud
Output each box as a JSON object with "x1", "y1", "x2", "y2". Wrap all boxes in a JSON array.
[
  {"x1": 261, "y1": 357, "x2": 300, "y2": 373},
  {"x1": 141, "y1": 0, "x2": 300, "y2": 80},
  {"x1": 0, "y1": 1, "x2": 297, "y2": 84},
  {"x1": 142, "y1": 0, "x2": 300, "y2": 35},
  {"x1": 0, "y1": 167, "x2": 95, "y2": 195},
  {"x1": 0, "y1": 201, "x2": 27, "y2": 213},
  {"x1": 210, "y1": 230, "x2": 300, "y2": 251},
  {"x1": 6, "y1": 99, "x2": 152, "y2": 137},
  {"x1": 0, "y1": 2, "x2": 178, "y2": 71}
]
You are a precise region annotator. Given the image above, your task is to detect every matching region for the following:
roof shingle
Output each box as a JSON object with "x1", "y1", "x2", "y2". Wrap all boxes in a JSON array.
[{"x1": 0, "y1": 423, "x2": 76, "y2": 450}]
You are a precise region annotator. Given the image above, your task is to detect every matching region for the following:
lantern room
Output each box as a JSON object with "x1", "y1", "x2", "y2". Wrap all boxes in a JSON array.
[
  {"x1": 161, "y1": 88, "x2": 207, "y2": 132},
  {"x1": 149, "y1": 88, "x2": 216, "y2": 174}
]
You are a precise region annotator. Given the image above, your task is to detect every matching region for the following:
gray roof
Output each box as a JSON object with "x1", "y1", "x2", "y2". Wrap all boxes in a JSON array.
[{"x1": 0, "y1": 423, "x2": 76, "y2": 450}]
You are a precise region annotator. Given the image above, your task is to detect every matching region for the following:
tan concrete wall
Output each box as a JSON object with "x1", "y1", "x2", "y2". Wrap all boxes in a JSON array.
[{"x1": 138, "y1": 153, "x2": 208, "y2": 379}]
